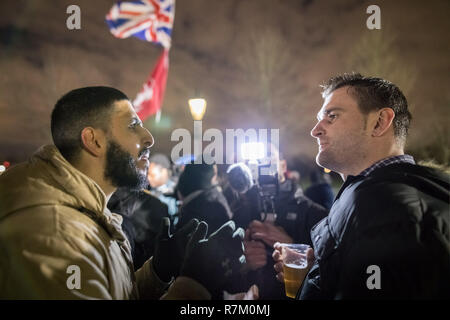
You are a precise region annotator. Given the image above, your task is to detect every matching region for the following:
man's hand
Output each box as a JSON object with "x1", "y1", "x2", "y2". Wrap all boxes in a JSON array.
[
  {"x1": 153, "y1": 218, "x2": 200, "y2": 282},
  {"x1": 180, "y1": 221, "x2": 246, "y2": 296},
  {"x1": 272, "y1": 242, "x2": 315, "y2": 283},
  {"x1": 248, "y1": 220, "x2": 293, "y2": 248},
  {"x1": 243, "y1": 229, "x2": 267, "y2": 271}
]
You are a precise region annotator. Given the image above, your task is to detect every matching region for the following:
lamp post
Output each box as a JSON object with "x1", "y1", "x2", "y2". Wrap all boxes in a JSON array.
[
  {"x1": 188, "y1": 98, "x2": 207, "y2": 163},
  {"x1": 188, "y1": 98, "x2": 207, "y2": 121}
]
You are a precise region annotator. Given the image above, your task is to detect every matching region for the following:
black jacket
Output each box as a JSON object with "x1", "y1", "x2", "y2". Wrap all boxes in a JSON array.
[
  {"x1": 275, "y1": 179, "x2": 329, "y2": 246},
  {"x1": 107, "y1": 187, "x2": 170, "y2": 270},
  {"x1": 177, "y1": 185, "x2": 232, "y2": 237},
  {"x1": 300, "y1": 163, "x2": 450, "y2": 300}
]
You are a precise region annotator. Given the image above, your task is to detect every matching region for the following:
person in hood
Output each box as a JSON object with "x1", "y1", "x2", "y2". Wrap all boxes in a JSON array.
[
  {"x1": 273, "y1": 73, "x2": 450, "y2": 299},
  {"x1": 0, "y1": 86, "x2": 246, "y2": 299},
  {"x1": 176, "y1": 162, "x2": 232, "y2": 237}
]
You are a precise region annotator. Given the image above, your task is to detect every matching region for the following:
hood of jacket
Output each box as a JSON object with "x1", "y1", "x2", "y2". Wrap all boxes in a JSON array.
[{"x1": 0, "y1": 145, "x2": 122, "y2": 236}]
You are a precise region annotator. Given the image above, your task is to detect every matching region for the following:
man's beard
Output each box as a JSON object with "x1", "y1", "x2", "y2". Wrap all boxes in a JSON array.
[{"x1": 104, "y1": 139, "x2": 149, "y2": 190}]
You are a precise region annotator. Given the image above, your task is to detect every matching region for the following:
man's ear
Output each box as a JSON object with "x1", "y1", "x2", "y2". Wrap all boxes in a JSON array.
[
  {"x1": 372, "y1": 108, "x2": 395, "y2": 137},
  {"x1": 80, "y1": 127, "x2": 107, "y2": 157}
]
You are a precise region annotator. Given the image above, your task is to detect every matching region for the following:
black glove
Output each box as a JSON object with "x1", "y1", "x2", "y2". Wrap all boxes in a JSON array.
[
  {"x1": 153, "y1": 217, "x2": 200, "y2": 282},
  {"x1": 180, "y1": 220, "x2": 246, "y2": 296}
]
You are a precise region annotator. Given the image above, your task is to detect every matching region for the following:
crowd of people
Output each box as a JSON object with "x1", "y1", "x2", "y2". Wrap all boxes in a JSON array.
[
  {"x1": 106, "y1": 145, "x2": 332, "y2": 300},
  {"x1": 0, "y1": 73, "x2": 448, "y2": 300}
]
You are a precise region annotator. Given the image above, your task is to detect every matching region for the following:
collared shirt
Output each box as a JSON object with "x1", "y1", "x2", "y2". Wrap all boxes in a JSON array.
[{"x1": 358, "y1": 154, "x2": 416, "y2": 177}]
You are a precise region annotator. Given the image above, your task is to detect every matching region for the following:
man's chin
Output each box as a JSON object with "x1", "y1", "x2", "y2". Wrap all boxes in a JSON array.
[
  {"x1": 137, "y1": 165, "x2": 148, "y2": 175},
  {"x1": 316, "y1": 152, "x2": 331, "y2": 170}
]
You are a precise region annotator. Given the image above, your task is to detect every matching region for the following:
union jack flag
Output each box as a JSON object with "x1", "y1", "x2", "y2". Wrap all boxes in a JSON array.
[
  {"x1": 133, "y1": 49, "x2": 169, "y2": 121},
  {"x1": 106, "y1": 0, "x2": 175, "y2": 49}
]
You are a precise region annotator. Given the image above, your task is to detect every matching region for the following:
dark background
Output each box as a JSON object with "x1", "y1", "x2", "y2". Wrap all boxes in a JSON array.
[{"x1": 1, "y1": 0, "x2": 449, "y2": 178}]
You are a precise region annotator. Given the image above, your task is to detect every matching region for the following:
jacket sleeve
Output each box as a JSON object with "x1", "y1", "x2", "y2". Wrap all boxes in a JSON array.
[
  {"x1": 161, "y1": 277, "x2": 211, "y2": 300},
  {"x1": 205, "y1": 201, "x2": 231, "y2": 236},
  {"x1": 135, "y1": 258, "x2": 211, "y2": 300},
  {"x1": 134, "y1": 257, "x2": 170, "y2": 299},
  {"x1": 294, "y1": 196, "x2": 329, "y2": 245},
  {"x1": 0, "y1": 233, "x2": 115, "y2": 299}
]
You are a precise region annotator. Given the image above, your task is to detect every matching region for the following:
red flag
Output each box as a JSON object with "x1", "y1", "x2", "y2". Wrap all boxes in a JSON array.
[{"x1": 133, "y1": 49, "x2": 169, "y2": 121}]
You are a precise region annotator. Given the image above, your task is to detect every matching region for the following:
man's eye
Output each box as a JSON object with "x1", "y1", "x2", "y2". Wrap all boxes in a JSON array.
[
  {"x1": 328, "y1": 114, "x2": 337, "y2": 121},
  {"x1": 130, "y1": 121, "x2": 144, "y2": 130}
]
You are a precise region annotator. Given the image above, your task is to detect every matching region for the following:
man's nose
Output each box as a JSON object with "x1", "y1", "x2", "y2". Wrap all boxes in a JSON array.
[
  {"x1": 311, "y1": 121, "x2": 324, "y2": 138},
  {"x1": 142, "y1": 127, "x2": 154, "y2": 148}
]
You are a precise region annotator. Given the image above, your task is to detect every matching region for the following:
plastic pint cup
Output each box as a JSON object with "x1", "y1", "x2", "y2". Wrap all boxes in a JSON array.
[{"x1": 280, "y1": 243, "x2": 310, "y2": 299}]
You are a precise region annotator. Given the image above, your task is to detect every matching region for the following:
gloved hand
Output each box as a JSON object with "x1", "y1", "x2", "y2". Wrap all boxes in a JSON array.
[
  {"x1": 180, "y1": 220, "x2": 246, "y2": 297},
  {"x1": 153, "y1": 217, "x2": 200, "y2": 282}
]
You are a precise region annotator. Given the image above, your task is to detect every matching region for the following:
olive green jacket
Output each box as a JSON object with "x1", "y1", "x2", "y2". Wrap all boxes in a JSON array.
[{"x1": 0, "y1": 145, "x2": 210, "y2": 300}]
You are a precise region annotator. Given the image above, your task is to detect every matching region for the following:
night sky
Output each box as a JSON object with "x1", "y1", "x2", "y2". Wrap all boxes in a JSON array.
[{"x1": 0, "y1": 0, "x2": 449, "y2": 172}]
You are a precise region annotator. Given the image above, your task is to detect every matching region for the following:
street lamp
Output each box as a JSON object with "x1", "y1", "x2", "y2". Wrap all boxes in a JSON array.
[
  {"x1": 189, "y1": 98, "x2": 207, "y2": 163},
  {"x1": 188, "y1": 98, "x2": 207, "y2": 121}
]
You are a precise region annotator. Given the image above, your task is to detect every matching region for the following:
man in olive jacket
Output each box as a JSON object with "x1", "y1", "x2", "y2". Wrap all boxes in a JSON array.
[
  {"x1": 273, "y1": 74, "x2": 449, "y2": 299},
  {"x1": 0, "y1": 86, "x2": 245, "y2": 299}
]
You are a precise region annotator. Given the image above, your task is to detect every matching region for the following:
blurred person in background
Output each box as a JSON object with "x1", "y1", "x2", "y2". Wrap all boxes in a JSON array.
[
  {"x1": 304, "y1": 168, "x2": 335, "y2": 210},
  {"x1": 107, "y1": 187, "x2": 170, "y2": 270},
  {"x1": 176, "y1": 162, "x2": 232, "y2": 237},
  {"x1": 147, "y1": 153, "x2": 179, "y2": 226}
]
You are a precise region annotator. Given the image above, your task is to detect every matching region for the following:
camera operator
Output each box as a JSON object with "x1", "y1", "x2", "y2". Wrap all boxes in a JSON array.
[{"x1": 225, "y1": 144, "x2": 329, "y2": 299}]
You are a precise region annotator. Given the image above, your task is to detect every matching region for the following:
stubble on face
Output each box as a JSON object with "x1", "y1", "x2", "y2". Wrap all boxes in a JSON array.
[
  {"x1": 316, "y1": 122, "x2": 369, "y2": 174},
  {"x1": 314, "y1": 87, "x2": 371, "y2": 176}
]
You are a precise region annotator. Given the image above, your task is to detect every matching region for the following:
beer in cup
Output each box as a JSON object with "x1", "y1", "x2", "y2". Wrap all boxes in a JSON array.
[{"x1": 280, "y1": 243, "x2": 310, "y2": 298}]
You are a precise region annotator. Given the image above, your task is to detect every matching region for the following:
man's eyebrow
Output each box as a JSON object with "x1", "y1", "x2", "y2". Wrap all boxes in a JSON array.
[
  {"x1": 325, "y1": 107, "x2": 344, "y2": 113},
  {"x1": 130, "y1": 116, "x2": 143, "y2": 125},
  {"x1": 317, "y1": 107, "x2": 344, "y2": 120}
]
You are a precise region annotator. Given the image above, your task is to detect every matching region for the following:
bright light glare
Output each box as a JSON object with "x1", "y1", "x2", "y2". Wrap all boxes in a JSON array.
[
  {"x1": 241, "y1": 142, "x2": 265, "y2": 161},
  {"x1": 0, "y1": 165, "x2": 5, "y2": 173},
  {"x1": 188, "y1": 98, "x2": 207, "y2": 120},
  {"x1": 324, "y1": 168, "x2": 331, "y2": 173}
]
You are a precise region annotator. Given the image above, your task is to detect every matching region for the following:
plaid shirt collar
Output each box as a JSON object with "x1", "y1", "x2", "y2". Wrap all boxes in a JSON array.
[{"x1": 358, "y1": 154, "x2": 415, "y2": 177}]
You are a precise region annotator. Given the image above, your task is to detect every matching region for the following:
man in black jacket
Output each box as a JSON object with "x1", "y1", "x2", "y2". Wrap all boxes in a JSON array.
[{"x1": 273, "y1": 73, "x2": 450, "y2": 299}]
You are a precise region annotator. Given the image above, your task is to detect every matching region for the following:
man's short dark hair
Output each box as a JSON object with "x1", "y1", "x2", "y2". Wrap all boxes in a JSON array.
[
  {"x1": 177, "y1": 163, "x2": 216, "y2": 197},
  {"x1": 321, "y1": 73, "x2": 412, "y2": 143},
  {"x1": 51, "y1": 86, "x2": 129, "y2": 162}
]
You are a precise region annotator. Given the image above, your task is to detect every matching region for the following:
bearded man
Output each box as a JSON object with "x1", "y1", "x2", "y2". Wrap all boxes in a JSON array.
[{"x1": 0, "y1": 86, "x2": 245, "y2": 299}]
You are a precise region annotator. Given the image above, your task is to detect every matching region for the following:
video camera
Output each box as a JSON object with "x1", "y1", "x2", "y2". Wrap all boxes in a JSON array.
[{"x1": 226, "y1": 142, "x2": 279, "y2": 222}]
